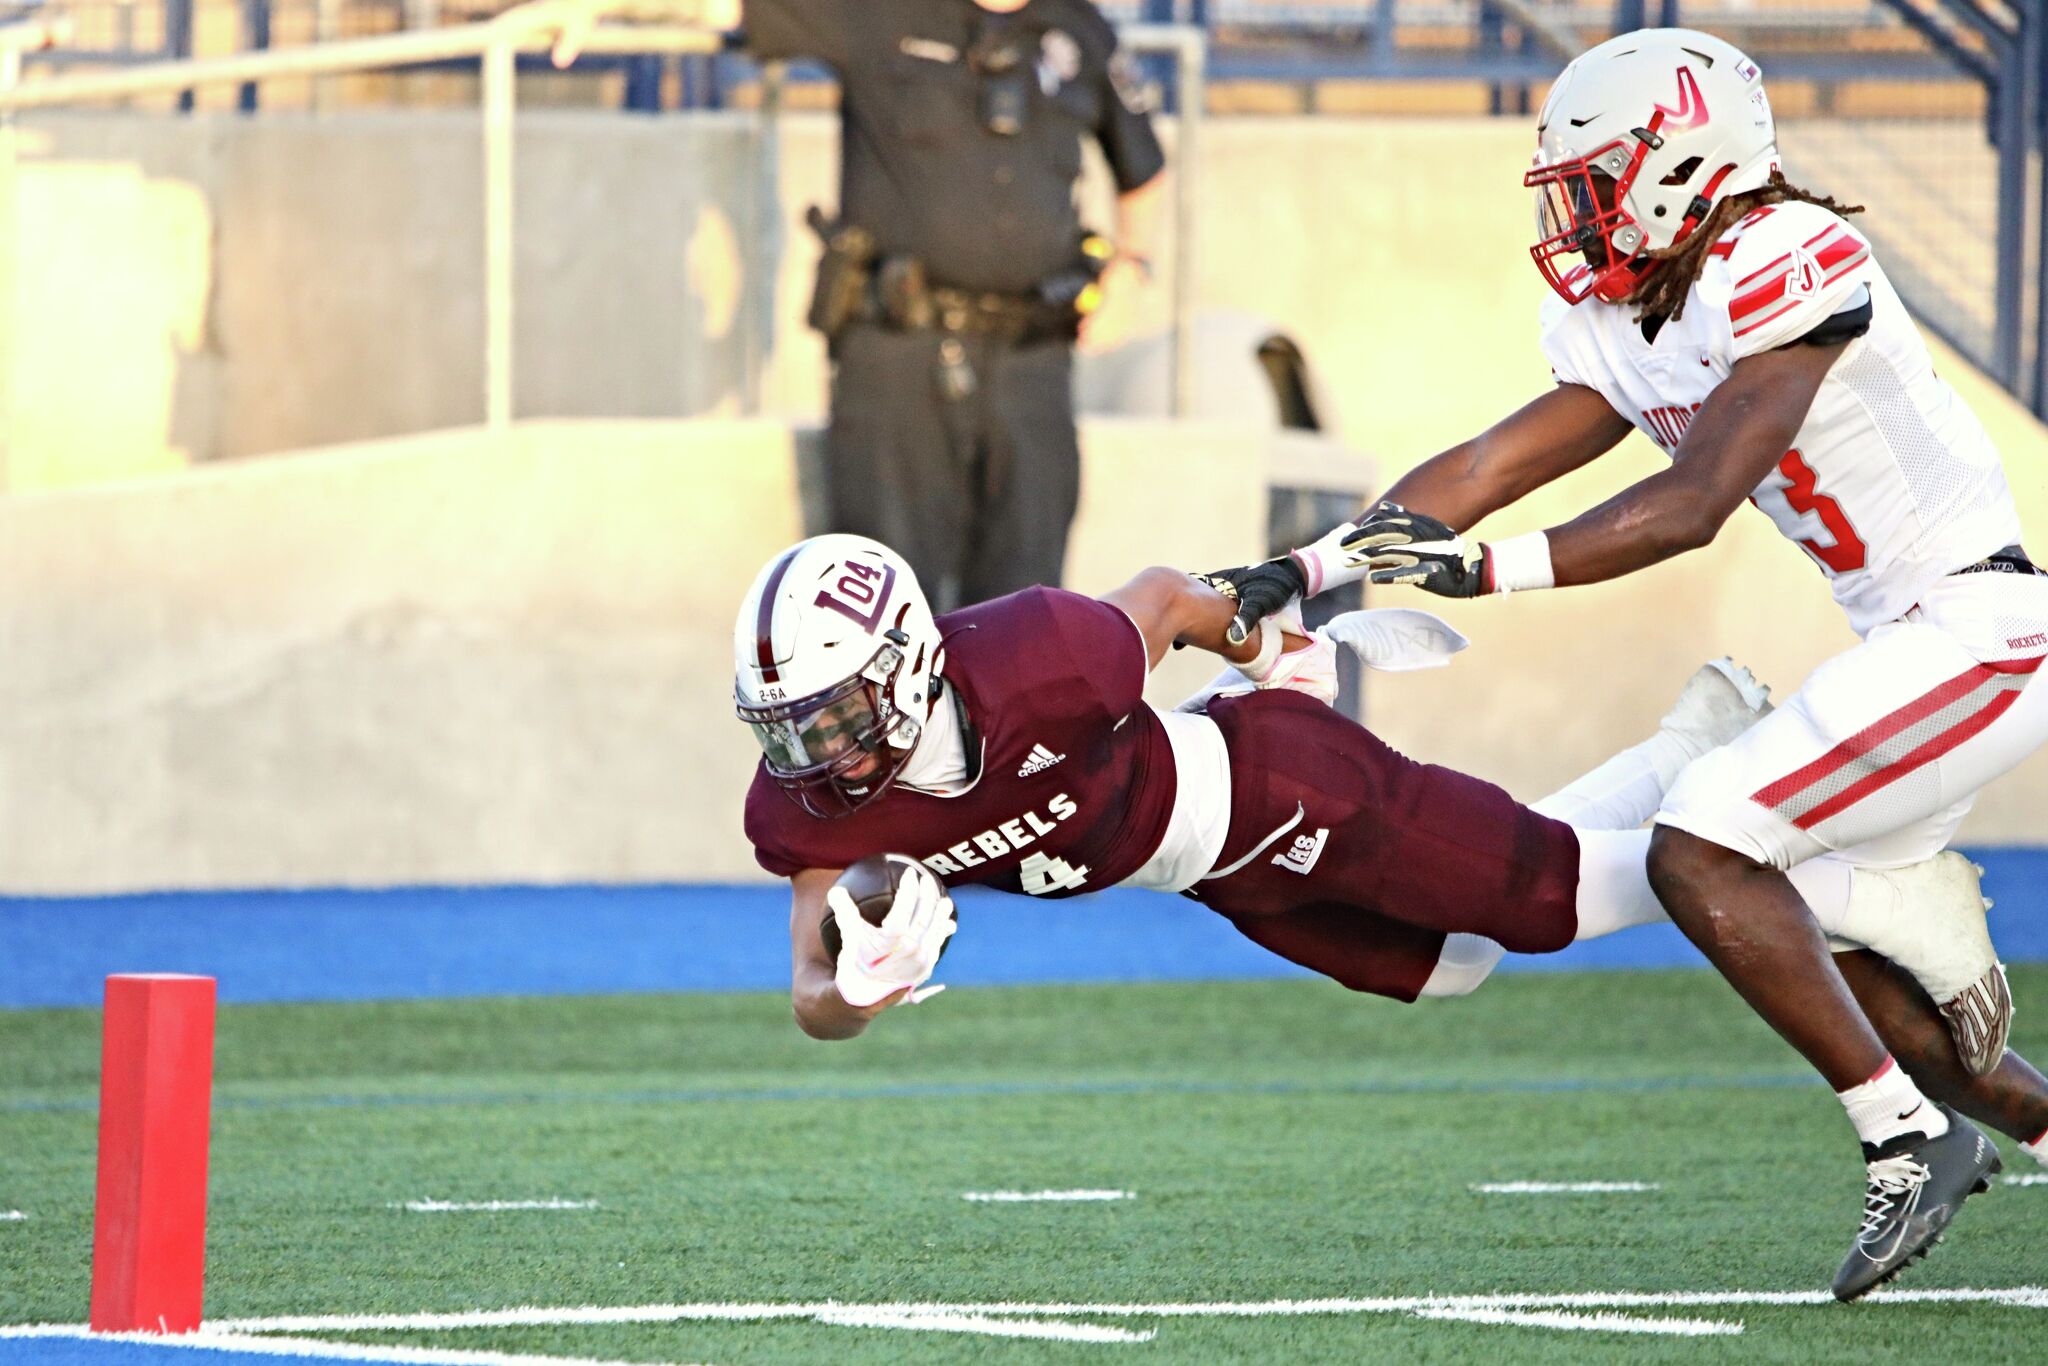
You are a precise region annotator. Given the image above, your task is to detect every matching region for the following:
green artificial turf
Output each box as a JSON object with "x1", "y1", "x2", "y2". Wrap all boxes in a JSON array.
[{"x1": 3, "y1": 970, "x2": 2045, "y2": 1362}]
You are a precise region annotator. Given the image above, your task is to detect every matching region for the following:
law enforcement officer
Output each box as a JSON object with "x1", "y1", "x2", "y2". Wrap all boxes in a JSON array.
[{"x1": 613, "y1": 0, "x2": 1165, "y2": 612}]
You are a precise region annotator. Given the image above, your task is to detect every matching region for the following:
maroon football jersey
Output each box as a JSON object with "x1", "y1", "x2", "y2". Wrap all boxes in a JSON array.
[{"x1": 744, "y1": 587, "x2": 1178, "y2": 897}]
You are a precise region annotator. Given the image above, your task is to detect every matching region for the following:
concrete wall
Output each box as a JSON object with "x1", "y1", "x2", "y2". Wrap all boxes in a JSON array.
[{"x1": 0, "y1": 416, "x2": 1305, "y2": 894}]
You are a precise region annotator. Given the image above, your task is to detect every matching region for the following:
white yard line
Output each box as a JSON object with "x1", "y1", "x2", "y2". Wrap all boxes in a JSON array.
[
  {"x1": 961, "y1": 1190, "x2": 1133, "y2": 1203},
  {"x1": 1470, "y1": 1182, "x2": 1659, "y2": 1194},
  {"x1": 159, "y1": 1285, "x2": 2048, "y2": 1335},
  {"x1": 814, "y1": 1310, "x2": 1153, "y2": 1343},
  {"x1": 0, "y1": 1211, "x2": 25, "y2": 1222},
  {"x1": 397, "y1": 1200, "x2": 600, "y2": 1213},
  {"x1": 7, "y1": 1286, "x2": 2041, "y2": 1353},
  {"x1": 2002, "y1": 1173, "x2": 2048, "y2": 1187},
  {"x1": 1412, "y1": 1307, "x2": 1741, "y2": 1337}
]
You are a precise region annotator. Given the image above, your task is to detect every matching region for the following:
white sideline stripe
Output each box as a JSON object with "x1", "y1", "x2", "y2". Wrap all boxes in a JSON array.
[
  {"x1": 815, "y1": 1310, "x2": 1152, "y2": 1343},
  {"x1": 153, "y1": 1285, "x2": 2048, "y2": 1335},
  {"x1": 1470, "y1": 1182, "x2": 1659, "y2": 1194},
  {"x1": 2003, "y1": 1174, "x2": 2048, "y2": 1186},
  {"x1": 397, "y1": 1200, "x2": 599, "y2": 1213},
  {"x1": 961, "y1": 1190, "x2": 1133, "y2": 1203},
  {"x1": 1412, "y1": 1308, "x2": 1741, "y2": 1337},
  {"x1": 0, "y1": 1211, "x2": 25, "y2": 1221},
  {"x1": 0, "y1": 1328, "x2": 706, "y2": 1366}
]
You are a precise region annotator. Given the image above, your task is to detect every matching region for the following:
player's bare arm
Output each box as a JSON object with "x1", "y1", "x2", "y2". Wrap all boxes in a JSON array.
[
  {"x1": 1356, "y1": 337, "x2": 1849, "y2": 597},
  {"x1": 1100, "y1": 566, "x2": 1309, "y2": 669},
  {"x1": 1198, "y1": 385, "x2": 1630, "y2": 639},
  {"x1": 1529, "y1": 337, "x2": 1851, "y2": 586},
  {"x1": 1377, "y1": 382, "x2": 1633, "y2": 531}
]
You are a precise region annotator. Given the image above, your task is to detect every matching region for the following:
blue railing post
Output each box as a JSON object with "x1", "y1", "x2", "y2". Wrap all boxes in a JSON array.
[
  {"x1": 1614, "y1": 0, "x2": 1646, "y2": 35},
  {"x1": 2026, "y1": 4, "x2": 2048, "y2": 417},
  {"x1": 239, "y1": 0, "x2": 272, "y2": 113},
  {"x1": 1479, "y1": 0, "x2": 1504, "y2": 116},
  {"x1": 167, "y1": 0, "x2": 196, "y2": 112},
  {"x1": 1992, "y1": 19, "x2": 2026, "y2": 393},
  {"x1": 1140, "y1": 0, "x2": 1178, "y2": 114},
  {"x1": 1369, "y1": 0, "x2": 1396, "y2": 78},
  {"x1": 623, "y1": 55, "x2": 664, "y2": 112}
]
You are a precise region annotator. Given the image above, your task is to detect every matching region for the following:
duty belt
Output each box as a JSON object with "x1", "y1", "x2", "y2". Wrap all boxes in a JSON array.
[
  {"x1": 926, "y1": 286, "x2": 1051, "y2": 342},
  {"x1": 1952, "y1": 544, "x2": 2045, "y2": 578},
  {"x1": 863, "y1": 279, "x2": 1068, "y2": 344}
]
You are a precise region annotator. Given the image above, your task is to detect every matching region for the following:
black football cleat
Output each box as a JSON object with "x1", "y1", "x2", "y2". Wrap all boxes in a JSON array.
[{"x1": 1832, "y1": 1105, "x2": 2002, "y2": 1302}]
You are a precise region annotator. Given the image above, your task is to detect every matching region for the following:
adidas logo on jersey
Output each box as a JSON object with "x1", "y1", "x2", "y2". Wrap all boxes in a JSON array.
[
  {"x1": 1017, "y1": 743, "x2": 1066, "y2": 777},
  {"x1": 1272, "y1": 827, "x2": 1330, "y2": 876}
]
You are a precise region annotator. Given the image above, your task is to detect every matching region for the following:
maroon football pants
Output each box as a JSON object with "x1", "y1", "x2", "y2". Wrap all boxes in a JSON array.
[{"x1": 1188, "y1": 691, "x2": 1583, "y2": 1002}]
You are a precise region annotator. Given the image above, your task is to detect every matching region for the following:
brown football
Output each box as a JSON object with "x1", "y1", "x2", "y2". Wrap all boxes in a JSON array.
[{"x1": 819, "y1": 854, "x2": 956, "y2": 963}]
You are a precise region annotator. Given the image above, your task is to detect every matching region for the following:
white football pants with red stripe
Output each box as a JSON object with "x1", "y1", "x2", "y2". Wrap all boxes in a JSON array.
[{"x1": 1660, "y1": 571, "x2": 2048, "y2": 868}]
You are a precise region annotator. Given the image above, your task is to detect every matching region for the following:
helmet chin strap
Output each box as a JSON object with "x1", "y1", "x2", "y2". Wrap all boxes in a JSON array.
[{"x1": 1669, "y1": 162, "x2": 1739, "y2": 253}]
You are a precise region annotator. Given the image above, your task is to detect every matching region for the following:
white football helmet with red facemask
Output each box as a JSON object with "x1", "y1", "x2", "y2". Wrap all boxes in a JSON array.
[
  {"x1": 734, "y1": 535, "x2": 945, "y2": 819},
  {"x1": 1527, "y1": 28, "x2": 1779, "y2": 306}
]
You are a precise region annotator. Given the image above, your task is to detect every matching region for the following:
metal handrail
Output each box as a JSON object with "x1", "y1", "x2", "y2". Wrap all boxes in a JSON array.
[
  {"x1": 0, "y1": 7, "x2": 721, "y2": 437},
  {"x1": 1120, "y1": 23, "x2": 1205, "y2": 417},
  {"x1": 0, "y1": 19, "x2": 718, "y2": 111},
  {"x1": 0, "y1": 6, "x2": 1205, "y2": 460}
]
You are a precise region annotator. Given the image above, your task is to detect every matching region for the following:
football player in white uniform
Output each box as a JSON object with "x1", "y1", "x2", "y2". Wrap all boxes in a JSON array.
[{"x1": 1212, "y1": 28, "x2": 2046, "y2": 1298}]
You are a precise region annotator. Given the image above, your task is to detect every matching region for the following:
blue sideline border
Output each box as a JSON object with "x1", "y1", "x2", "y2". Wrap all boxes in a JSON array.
[
  {"x1": 0, "y1": 1345, "x2": 297, "y2": 1366},
  {"x1": 4, "y1": 849, "x2": 2046, "y2": 1009}
]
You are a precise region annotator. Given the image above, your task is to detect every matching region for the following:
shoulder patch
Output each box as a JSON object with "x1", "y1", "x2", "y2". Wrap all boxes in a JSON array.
[{"x1": 1721, "y1": 203, "x2": 1873, "y2": 355}]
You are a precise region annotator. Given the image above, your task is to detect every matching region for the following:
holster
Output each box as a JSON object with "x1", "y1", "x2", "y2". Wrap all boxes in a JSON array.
[{"x1": 805, "y1": 205, "x2": 878, "y2": 339}]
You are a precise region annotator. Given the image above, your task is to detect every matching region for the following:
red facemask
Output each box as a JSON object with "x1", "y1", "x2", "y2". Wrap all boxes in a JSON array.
[{"x1": 1523, "y1": 112, "x2": 1673, "y2": 306}]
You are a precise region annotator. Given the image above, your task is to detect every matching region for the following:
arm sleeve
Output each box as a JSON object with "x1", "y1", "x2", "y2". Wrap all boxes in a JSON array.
[
  {"x1": 1039, "y1": 589, "x2": 1150, "y2": 720},
  {"x1": 1723, "y1": 204, "x2": 1875, "y2": 359},
  {"x1": 1096, "y1": 44, "x2": 1167, "y2": 193},
  {"x1": 740, "y1": 0, "x2": 851, "y2": 67}
]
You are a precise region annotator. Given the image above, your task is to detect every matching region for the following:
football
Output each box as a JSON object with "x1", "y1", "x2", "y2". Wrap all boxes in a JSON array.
[{"x1": 819, "y1": 853, "x2": 956, "y2": 963}]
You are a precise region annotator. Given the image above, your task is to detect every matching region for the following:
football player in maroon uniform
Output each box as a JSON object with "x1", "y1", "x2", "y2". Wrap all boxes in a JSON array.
[{"x1": 734, "y1": 535, "x2": 2048, "y2": 1183}]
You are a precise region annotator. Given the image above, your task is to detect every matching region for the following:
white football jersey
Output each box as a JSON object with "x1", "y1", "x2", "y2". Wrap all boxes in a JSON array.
[{"x1": 1539, "y1": 200, "x2": 2022, "y2": 636}]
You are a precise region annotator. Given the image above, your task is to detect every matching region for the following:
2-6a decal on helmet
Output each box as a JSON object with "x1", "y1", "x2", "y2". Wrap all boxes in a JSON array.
[{"x1": 734, "y1": 535, "x2": 946, "y2": 819}]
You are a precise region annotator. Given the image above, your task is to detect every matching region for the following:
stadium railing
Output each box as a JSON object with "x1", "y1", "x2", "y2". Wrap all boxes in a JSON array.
[
  {"x1": 4, "y1": 0, "x2": 2040, "y2": 419},
  {"x1": 0, "y1": 8, "x2": 1209, "y2": 432}
]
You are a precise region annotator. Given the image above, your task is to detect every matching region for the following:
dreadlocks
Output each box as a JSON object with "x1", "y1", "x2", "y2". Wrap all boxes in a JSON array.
[{"x1": 1623, "y1": 171, "x2": 1865, "y2": 325}]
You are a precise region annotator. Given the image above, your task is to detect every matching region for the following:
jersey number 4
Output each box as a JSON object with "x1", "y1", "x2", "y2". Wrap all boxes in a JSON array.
[
  {"x1": 1772, "y1": 448, "x2": 1868, "y2": 574},
  {"x1": 1018, "y1": 852, "x2": 1091, "y2": 896}
]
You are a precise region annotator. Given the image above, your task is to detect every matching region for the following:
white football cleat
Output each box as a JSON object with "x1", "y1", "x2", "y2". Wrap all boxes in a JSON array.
[
  {"x1": 1840, "y1": 852, "x2": 2010, "y2": 1077},
  {"x1": 1659, "y1": 657, "x2": 1773, "y2": 758}
]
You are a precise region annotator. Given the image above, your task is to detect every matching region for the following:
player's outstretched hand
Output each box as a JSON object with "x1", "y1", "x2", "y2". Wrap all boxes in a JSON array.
[
  {"x1": 1354, "y1": 505, "x2": 1490, "y2": 598},
  {"x1": 830, "y1": 863, "x2": 957, "y2": 1009},
  {"x1": 1192, "y1": 559, "x2": 1309, "y2": 647}
]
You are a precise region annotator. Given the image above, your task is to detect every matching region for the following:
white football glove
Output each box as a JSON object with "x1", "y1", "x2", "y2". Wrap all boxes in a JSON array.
[
  {"x1": 830, "y1": 857, "x2": 958, "y2": 1009},
  {"x1": 1235, "y1": 598, "x2": 1340, "y2": 705},
  {"x1": 1175, "y1": 607, "x2": 1470, "y2": 713},
  {"x1": 1318, "y1": 608, "x2": 1470, "y2": 671}
]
